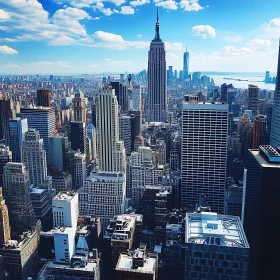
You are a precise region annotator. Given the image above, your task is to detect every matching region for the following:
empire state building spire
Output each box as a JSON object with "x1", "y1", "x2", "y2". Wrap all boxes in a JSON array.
[
  {"x1": 148, "y1": 6, "x2": 167, "y2": 122},
  {"x1": 155, "y1": 6, "x2": 160, "y2": 40}
]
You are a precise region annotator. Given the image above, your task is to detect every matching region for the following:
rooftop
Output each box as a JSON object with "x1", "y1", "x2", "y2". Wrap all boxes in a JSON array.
[
  {"x1": 250, "y1": 148, "x2": 280, "y2": 168},
  {"x1": 53, "y1": 191, "x2": 77, "y2": 202},
  {"x1": 116, "y1": 252, "x2": 156, "y2": 274},
  {"x1": 185, "y1": 212, "x2": 249, "y2": 248},
  {"x1": 183, "y1": 102, "x2": 228, "y2": 110}
]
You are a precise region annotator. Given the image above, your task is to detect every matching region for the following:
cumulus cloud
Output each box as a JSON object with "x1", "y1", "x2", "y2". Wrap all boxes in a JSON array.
[
  {"x1": 0, "y1": 9, "x2": 9, "y2": 20},
  {"x1": 180, "y1": 0, "x2": 204, "y2": 12},
  {"x1": 0, "y1": 45, "x2": 18, "y2": 54},
  {"x1": 192, "y1": 25, "x2": 216, "y2": 39},
  {"x1": 107, "y1": 0, "x2": 126, "y2": 6},
  {"x1": 130, "y1": 0, "x2": 150, "y2": 6},
  {"x1": 120, "y1": 6, "x2": 135, "y2": 14},
  {"x1": 93, "y1": 16, "x2": 101, "y2": 20},
  {"x1": 94, "y1": 31, "x2": 124, "y2": 42},
  {"x1": 157, "y1": 0, "x2": 178, "y2": 10},
  {"x1": 263, "y1": 18, "x2": 280, "y2": 28},
  {"x1": 247, "y1": 39, "x2": 271, "y2": 49}
]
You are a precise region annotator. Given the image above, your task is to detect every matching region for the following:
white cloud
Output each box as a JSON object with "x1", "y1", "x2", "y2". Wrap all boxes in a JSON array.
[
  {"x1": 107, "y1": 0, "x2": 126, "y2": 6},
  {"x1": 100, "y1": 7, "x2": 114, "y2": 16},
  {"x1": 0, "y1": 9, "x2": 9, "y2": 20},
  {"x1": 165, "y1": 42, "x2": 184, "y2": 50},
  {"x1": 167, "y1": 52, "x2": 179, "y2": 59},
  {"x1": 192, "y1": 25, "x2": 216, "y2": 39},
  {"x1": 247, "y1": 39, "x2": 271, "y2": 49},
  {"x1": 157, "y1": 0, "x2": 178, "y2": 10},
  {"x1": 93, "y1": 16, "x2": 101, "y2": 20},
  {"x1": 221, "y1": 35, "x2": 242, "y2": 43},
  {"x1": 180, "y1": 0, "x2": 204, "y2": 12},
  {"x1": 0, "y1": 45, "x2": 18, "y2": 54},
  {"x1": 94, "y1": 31, "x2": 124, "y2": 42},
  {"x1": 0, "y1": 61, "x2": 71, "y2": 73},
  {"x1": 120, "y1": 6, "x2": 135, "y2": 14},
  {"x1": 130, "y1": 0, "x2": 150, "y2": 6},
  {"x1": 137, "y1": 34, "x2": 142, "y2": 37},
  {"x1": 263, "y1": 18, "x2": 280, "y2": 28}
]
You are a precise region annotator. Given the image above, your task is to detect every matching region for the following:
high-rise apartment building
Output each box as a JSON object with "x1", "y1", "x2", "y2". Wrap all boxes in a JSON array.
[
  {"x1": 185, "y1": 212, "x2": 249, "y2": 279},
  {"x1": 248, "y1": 84, "x2": 259, "y2": 117},
  {"x1": 244, "y1": 145, "x2": 280, "y2": 280},
  {"x1": 128, "y1": 85, "x2": 142, "y2": 112},
  {"x1": 270, "y1": 43, "x2": 280, "y2": 148},
  {"x1": 0, "y1": 188, "x2": 11, "y2": 246},
  {"x1": 3, "y1": 162, "x2": 36, "y2": 232},
  {"x1": 183, "y1": 45, "x2": 189, "y2": 79},
  {"x1": 147, "y1": 11, "x2": 167, "y2": 122},
  {"x1": 111, "y1": 81, "x2": 127, "y2": 113},
  {"x1": 0, "y1": 96, "x2": 15, "y2": 144},
  {"x1": 18, "y1": 107, "x2": 56, "y2": 163},
  {"x1": 37, "y1": 89, "x2": 51, "y2": 107},
  {"x1": 9, "y1": 118, "x2": 28, "y2": 162},
  {"x1": 181, "y1": 102, "x2": 228, "y2": 213},
  {"x1": 73, "y1": 90, "x2": 86, "y2": 123},
  {"x1": 96, "y1": 86, "x2": 126, "y2": 172}
]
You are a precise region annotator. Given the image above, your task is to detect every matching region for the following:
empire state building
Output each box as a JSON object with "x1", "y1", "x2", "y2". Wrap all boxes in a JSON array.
[{"x1": 148, "y1": 10, "x2": 167, "y2": 123}]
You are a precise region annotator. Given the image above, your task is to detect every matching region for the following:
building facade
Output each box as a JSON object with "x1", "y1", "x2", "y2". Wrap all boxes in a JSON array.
[
  {"x1": 147, "y1": 12, "x2": 167, "y2": 123},
  {"x1": 9, "y1": 118, "x2": 28, "y2": 163},
  {"x1": 181, "y1": 102, "x2": 228, "y2": 213}
]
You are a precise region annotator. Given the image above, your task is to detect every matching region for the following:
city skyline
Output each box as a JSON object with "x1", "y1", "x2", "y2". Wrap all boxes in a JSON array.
[{"x1": 0, "y1": 0, "x2": 280, "y2": 73}]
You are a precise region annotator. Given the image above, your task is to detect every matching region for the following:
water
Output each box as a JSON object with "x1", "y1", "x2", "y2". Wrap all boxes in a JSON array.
[{"x1": 204, "y1": 73, "x2": 276, "y2": 90}]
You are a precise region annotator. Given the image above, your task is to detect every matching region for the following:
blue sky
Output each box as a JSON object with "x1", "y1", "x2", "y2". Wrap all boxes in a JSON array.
[{"x1": 0, "y1": 0, "x2": 280, "y2": 74}]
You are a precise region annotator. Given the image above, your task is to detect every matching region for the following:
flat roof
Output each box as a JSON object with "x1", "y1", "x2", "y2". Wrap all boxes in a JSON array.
[
  {"x1": 47, "y1": 259, "x2": 98, "y2": 272},
  {"x1": 185, "y1": 212, "x2": 249, "y2": 248},
  {"x1": 53, "y1": 191, "x2": 77, "y2": 201},
  {"x1": 116, "y1": 254, "x2": 156, "y2": 274},
  {"x1": 249, "y1": 149, "x2": 280, "y2": 168},
  {"x1": 182, "y1": 102, "x2": 228, "y2": 111}
]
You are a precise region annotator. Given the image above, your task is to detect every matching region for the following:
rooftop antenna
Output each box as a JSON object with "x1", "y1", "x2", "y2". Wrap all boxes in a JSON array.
[{"x1": 157, "y1": 5, "x2": 159, "y2": 23}]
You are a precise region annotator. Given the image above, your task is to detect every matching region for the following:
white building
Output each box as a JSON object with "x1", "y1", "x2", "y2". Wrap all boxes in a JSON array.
[
  {"x1": 54, "y1": 226, "x2": 76, "y2": 263},
  {"x1": 52, "y1": 191, "x2": 78, "y2": 228},
  {"x1": 73, "y1": 89, "x2": 87, "y2": 123},
  {"x1": 181, "y1": 102, "x2": 228, "y2": 213},
  {"x1": 79, "y1": 172, "x2": 126, "y2": 227}
]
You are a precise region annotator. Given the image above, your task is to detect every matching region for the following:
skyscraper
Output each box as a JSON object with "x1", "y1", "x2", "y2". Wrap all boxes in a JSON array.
[
  {"x1": 252, "y1": 115, "x2": 267, "y2": 149},
  {"x1": 17, "y1": 107, "x2": 56, "y2": 163},
  {"x1": 181, "y1": 102, "x2": 228, "y2": 213},
  {"x1": 244, "y1": 145, "x2": 280, "y2": 279},
  {"x1": 270, "y1": 42, "x2": 280, "y2": 148},
  {"x1": 79, "y1": 86, "x2": 126, "y2": 226},
  {"x1": 96, "y1": 86, "x2": 126, "y2": 172},
  {"x1": 147, "y1": 9, "x2": 167, "y2": 123},
  {"x1": 22, "y1": 129, "x2": 48, "y2": 187},
  {"x1": 9, "y1": 118, "x2": 28, "y2": 163},
  {"x1": 37, "y1": 89, "x2": 51, "y2": 107},
  {"x1": 0, "y1": 96, "x2": 15, "y2": 144},
  {"x1": 248, "y1": 84, "x2": 259, "y2": 117},
  {"x1": 0, "y1": 144, "x2": 12, "y2": 186},
  {"x1": 3, "y1": 162, "x2": 36, "y2": 232},
  {"x1": 73, "y1": 89, "x2": 86, "y2": 123},
  {"x1": 183, "y1": 45, "x2": 189, "y2": 79}
]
